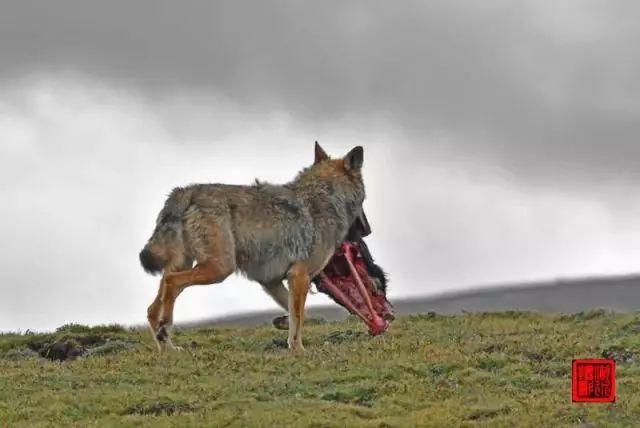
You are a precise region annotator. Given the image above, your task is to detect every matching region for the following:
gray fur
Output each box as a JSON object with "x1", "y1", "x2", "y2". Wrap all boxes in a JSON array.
[{"x1": 139, "y1": 146, "x2": 367, "y2": 286}]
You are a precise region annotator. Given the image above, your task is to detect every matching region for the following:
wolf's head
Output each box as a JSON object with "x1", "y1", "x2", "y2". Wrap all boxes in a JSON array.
[
  {"x1": 274, "y1": 142, "x2": 393, "y2": 335},
  {"x1": 312, "y1": 141, "x2": 370, "y2": 238},
  {"x1": 309, "y1": 142, "x2": 394, "y2": 335}
]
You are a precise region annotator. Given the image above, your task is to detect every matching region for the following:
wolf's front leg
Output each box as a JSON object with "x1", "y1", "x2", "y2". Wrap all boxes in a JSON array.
[{"x1": 286, "y1": 264, "x2": 311, "y2": 351}]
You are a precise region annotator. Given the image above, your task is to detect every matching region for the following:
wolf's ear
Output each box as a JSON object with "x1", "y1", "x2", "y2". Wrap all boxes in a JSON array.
[
  {"x1": 314, "y1": 141, "x2": 329, "y2": 164},
  {"x1": 344, "y1": 146, "x2": 364, "y2": 171}
]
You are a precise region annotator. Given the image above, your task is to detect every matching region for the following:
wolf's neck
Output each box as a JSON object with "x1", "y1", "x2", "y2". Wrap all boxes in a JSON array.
[{"x1": 289, "y1": 175, "x2": 362, "y2": 243}]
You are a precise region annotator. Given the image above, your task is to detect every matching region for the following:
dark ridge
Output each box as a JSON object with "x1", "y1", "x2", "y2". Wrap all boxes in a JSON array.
[{"x1": 176, "y1": 273, "x2": 640, "y2": 329}]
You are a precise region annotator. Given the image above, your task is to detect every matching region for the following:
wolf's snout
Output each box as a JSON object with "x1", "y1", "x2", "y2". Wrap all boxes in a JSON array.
[{"x1": 356, "y1": 210, "x2": 371, "y2": 238}]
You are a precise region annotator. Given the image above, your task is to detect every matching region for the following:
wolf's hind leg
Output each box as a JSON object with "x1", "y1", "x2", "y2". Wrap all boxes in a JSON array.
[
  {"x1": 155, "y1": 261, "x2": 234, "y2": 348},
  {"x1": 152, "y1": 215, "x2": 236, "y2": 352},
  {"x1": 261, "y1": 280, "x2": 289, "y2": 311},
  {"x1": 261, "y1": 280, "x2": 290, "y2": 330}
]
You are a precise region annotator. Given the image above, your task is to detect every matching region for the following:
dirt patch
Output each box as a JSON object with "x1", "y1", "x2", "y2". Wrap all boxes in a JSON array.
[
  {"x1": 466, "y1": 406, "x2": 511, "y2": 420},
  {"x1": 3, "y1": 328, "x2": 140, "y2": 362},
  {"x1": 558, "y1": 309, "x2": 610, "y2": 321},
  {"x1": 324, "y1": 330, "x2": 367, "y2": 344},
  {"x1": 320, "y1": 387, "x2": 377, "y2": 407},
  {"x1": 84, "y1": 340, "x2": 138, "y2": 357},
  {"x1": 124, "y1": 401, "x2": 196, "y2": 416},
  {"x1": 482, "y1": 343, "x2": 506, "y2": 353},
  {"x1": 601, "y1": 346, "x2": 635, "y2": 364},
  {"x1": 33, "y1": 338, "x2": 138, "y2": 361},
  {"x1": 521, "y1": 348, "x2": 554, "y2": 362},
  {"x1": 39, "y1": 340, "x2": 85, "y2": 361},
  {"x1": 263, "y1": 328, "x2": 367, "y2": 350},
  {"x1": 264, "y1": 338, "x2": 289, "y2": 350},
  {"x1": 4, "y1": 348, "x2": 40, "y2": 360}
]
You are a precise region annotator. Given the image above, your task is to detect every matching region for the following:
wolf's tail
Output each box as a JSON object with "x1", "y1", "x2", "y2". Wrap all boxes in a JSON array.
[{"x1": 139, "y1": 186, "x2": 194, "y2": 275}]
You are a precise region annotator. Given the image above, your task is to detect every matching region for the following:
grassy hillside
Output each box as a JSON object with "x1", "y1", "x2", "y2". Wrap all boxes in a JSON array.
[{"x1": 1, "y1": 311, "x2": 640, "y2": 427}]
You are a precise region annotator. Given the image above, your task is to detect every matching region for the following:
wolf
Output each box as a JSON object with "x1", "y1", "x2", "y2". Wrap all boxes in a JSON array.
[{"x1": 139, "y1": 142, "x2": 369, "y2": 352}]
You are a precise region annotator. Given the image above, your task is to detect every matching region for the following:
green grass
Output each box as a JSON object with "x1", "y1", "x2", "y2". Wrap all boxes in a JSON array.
[{"x1": 1, "y1": 310, "x2": 640, "y2": 427}]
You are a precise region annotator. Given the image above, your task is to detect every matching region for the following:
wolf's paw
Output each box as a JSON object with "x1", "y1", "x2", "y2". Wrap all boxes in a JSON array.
[
  {"x1": 287, "y1": 337, "x2": 305, "y2": 352},
  {"x1": 154, "y1": 323, "x2": 186, "y2": 354},
  {"x1": 155, "y1": 338, "x2": 184, "y2": 355},
  {"x1": 273, "y1": 315, "x2": 289, "y2": 330},
  {"x1": 155, "y1": 325, "x2": 169, "y2": 344}
]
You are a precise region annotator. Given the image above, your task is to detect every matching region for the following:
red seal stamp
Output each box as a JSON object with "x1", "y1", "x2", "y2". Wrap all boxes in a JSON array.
[{"x1": 572, "y1": 359, "x2": 616, "y2": 403}]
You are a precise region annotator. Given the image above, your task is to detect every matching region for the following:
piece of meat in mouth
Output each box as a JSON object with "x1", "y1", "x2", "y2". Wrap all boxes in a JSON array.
[{"x1": 273, "y1": 239, "x2": 394, "y2": 335}]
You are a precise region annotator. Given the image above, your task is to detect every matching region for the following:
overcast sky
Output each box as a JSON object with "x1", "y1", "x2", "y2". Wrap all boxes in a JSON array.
[{"x1": 2, "y1": 1, "x2": 640, "y2": 332}]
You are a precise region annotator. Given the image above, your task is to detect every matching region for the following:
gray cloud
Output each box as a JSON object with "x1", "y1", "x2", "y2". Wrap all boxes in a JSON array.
[
  {"x1": 1, "y1": 1, "x2": 639, "y2": 187},
  {"x1": 2, "y1": 74, "x2": 640, "y2": 333},
  {"x1": 3, "y1": 1, "x2": 640, "y2": 332}
]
